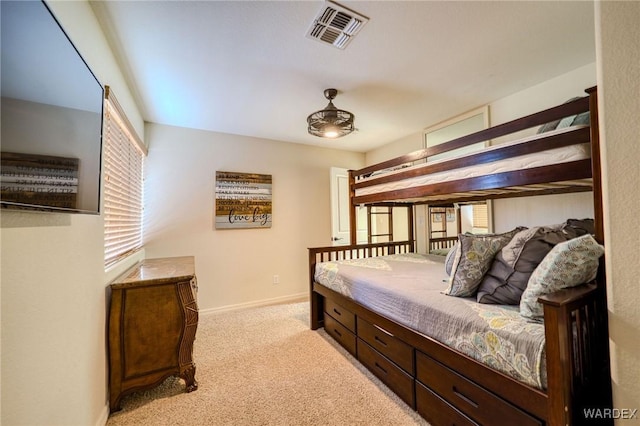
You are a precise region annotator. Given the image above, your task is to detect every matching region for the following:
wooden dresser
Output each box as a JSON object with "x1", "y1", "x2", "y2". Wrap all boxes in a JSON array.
[{"x1": 108, "y1": 256, "x2": 198, "y2": 411}]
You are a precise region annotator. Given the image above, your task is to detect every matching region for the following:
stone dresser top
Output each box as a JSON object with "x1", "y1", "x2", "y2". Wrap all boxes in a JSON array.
[{"x1": 110, "y1": 256, "x2": 195, "y2": 288}]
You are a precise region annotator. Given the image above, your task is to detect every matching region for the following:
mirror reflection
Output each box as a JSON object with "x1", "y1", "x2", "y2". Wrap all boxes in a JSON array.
[
  {"x1": 1, "y1": 0, "x2": 104, "y2": 214},
  {"x1": 423, "y1": 106, "x2": 492, "y2": 255}
]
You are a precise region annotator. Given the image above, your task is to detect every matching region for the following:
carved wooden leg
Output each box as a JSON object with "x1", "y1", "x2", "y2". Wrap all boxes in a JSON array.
[{"x1": 182, "y1": 364, "x2": 198, "y2": 393}]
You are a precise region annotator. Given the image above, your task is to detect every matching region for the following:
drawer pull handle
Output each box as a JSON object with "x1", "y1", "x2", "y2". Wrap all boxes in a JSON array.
[
  {"x1": 374, "y1": 335, "x2": 388, "y2": 347},
  {"x1": 333, "y1": 328, "x2": 342, "y2": 337},
  {"x1": 374, "y1": 362, "x2": 387, "y2": 375},
  {"x1": 373, "y1": 324, "x2": 394, "y2": 337},
  {"x1": 333, "y1": 308, "x2": 342, "y2": 316},
  {"x1": 452, "y1": 387, "x2": 478, "y2": 409}
]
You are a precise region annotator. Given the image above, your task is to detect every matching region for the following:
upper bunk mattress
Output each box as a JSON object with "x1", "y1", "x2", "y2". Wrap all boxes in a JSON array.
[
  {"x1": 356, "y1": 125, "x2": 590, "y2": 198},
  {"x1": 314, "y1": 253, "x2": 547, "y2": 390}
]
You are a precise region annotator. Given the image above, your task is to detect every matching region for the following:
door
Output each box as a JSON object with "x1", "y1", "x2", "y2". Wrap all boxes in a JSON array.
[
  {"x1": 330, "y1": 167, "x2": 351, "y2": 246},
  {"x1": 330, "y1": 167, "x2": 369, "y2": 246}
]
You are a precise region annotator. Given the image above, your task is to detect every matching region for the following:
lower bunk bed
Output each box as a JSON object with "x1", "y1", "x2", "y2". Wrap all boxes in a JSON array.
[{"x1": 309, "y1": 241, "x2": 611, "y2": 425}]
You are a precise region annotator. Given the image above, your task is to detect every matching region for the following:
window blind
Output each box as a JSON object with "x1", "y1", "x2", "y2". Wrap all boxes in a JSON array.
[
  {"x1": 103, "y1": 86, "x2": 146, "y2": 268},
  {"x1": 472, "y1": 204, "x2": 489, "y2": 229}
]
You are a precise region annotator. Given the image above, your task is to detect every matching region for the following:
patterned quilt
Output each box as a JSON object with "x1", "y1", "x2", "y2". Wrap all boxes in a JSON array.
[{"x1": 314, "y1": 253, "x2": 547, "y2": 389}]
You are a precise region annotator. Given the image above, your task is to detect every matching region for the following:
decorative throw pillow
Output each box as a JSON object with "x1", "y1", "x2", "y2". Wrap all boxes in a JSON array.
[
  {"x1": 444, "y1": 227, "x2": 525, "y2": 297},
  {"x1": 476, "y1": 225, "x2": 569, "y2": 305},
  {"x1": 562, "y1": 218, "x2": 595, "y2": 239},
  {"x1": 536, "y1": 119, "x2": 561, "y2": 134},
  {"x1": 519, "y1": 234, "x2": 604, "y2": 321},
  {"x1": 444, "y1": 242, "x2": 458, "y2": 276},
  {"x1": 571, "y1": 111, "x2": 590, "y2": 126},
  {"x1": 536, "y1": 97, "x2": 583, "y2": 134},
  {"x1": 556, "y1": 115, "x2": 577, "y2": 129}
]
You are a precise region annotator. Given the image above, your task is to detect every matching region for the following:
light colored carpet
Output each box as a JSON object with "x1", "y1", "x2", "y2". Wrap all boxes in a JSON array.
[{"x1": 106, "y1": 301, "x2": 430, "y2": 425}]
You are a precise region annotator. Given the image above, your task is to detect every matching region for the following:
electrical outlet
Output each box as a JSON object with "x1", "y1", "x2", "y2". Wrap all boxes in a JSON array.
[{"x1": 272, "y1": 275, "x2": 279, "y2": 285}]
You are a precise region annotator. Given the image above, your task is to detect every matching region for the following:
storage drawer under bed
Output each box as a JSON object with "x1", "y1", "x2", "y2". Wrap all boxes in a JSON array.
[
  {"x1": 323, "y1": 307, "x2": 356, "y2": 356},
  {"x1": 416, "y1": 351, "x2": 542, "y2": 426},
  {"x1": 416, "y1": 381, "x2": 478, "y2": 426},
  {"x1": 357, "y1": 339, "x2": 415, "y2": 408},
  {"x1": 357, "y1": 317, "x2": 414, "y2": 374},
  {"x1": 324, "y1": 298, "x2": 356, "y2": 333}
]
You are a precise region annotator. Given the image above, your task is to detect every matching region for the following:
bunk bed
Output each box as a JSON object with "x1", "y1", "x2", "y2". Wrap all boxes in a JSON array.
[
  {"x1": 308, "y1": 87, "x2": 612, "y2": 426},
  {"x1": 427, "y1": 204, "x2": 460, "y2": 255}
]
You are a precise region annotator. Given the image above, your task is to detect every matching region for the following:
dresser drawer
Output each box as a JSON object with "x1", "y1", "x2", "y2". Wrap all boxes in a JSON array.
[
  {"x1": 416, "y1": 352, "x2": 542, "y2": 426},
  {"x1": 416, "y1": 381, "x2": 478, "y2": 426},
  {"x1": 358, "y1": 339, "x2": 415, "y2": 408},
  {"x1": 357, "y1": 317, "x2": 414, "y2": 374},
  {"x1": 324, "y1": 298, "x2": 355, "y2": 332},
  {"x1": 324, "y1": 311, "x2": 356, "y2": 356}
]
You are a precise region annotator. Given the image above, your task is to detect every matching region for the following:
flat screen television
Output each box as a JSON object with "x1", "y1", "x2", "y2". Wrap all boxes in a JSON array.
[{"x1": 1, "y1": 0, "x2": 104, "y2": 214}]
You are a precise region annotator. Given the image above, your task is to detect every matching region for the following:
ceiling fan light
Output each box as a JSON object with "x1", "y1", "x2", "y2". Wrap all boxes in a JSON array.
[
  {"x1": 323, "y1": 126, "x2": 340, "y2": 138},
  {"x1": 307, "y1": 88, "x2": 355, "y2": 138}
]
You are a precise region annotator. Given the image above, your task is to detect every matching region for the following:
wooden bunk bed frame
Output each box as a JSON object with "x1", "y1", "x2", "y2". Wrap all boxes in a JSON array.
[
  {"x1": 427, "y1": 204, "x2": 460, "y2": 253},
  {"x1": 309, "y1": 87, "x2": 612, "y2": 426}
]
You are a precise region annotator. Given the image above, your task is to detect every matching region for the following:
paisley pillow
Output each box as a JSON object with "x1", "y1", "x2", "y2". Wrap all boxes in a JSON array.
[
  {"x1": 520, "y1": 234, "x2": 604, "y2": 321},
  {"x1": 444, "y1": 227, "x2": 525, "y2": 297}
]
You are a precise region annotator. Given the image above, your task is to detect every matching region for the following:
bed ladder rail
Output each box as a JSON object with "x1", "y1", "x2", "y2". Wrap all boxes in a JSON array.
[
  {"x1": 539, "y1": 282, "x2": 613, "y2": 426},
  {"x1": 429, "y1": 236, "x2": 457, "y2": 252},
  {"x1": 308, "y1": 240, "x2": 415, "y2": 330}
]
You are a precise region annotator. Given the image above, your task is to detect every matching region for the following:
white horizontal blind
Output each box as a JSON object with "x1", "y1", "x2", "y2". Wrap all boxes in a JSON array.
[
  {"x1": 472, "y1": 204, "x2": 489, "y2": 229},
  {"x1": 104, "y1": 87, "x2": 146, "y2": 268}
]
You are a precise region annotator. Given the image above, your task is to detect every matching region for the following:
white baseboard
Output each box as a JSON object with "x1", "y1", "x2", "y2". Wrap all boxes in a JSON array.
[
  {"x1": 95, "y1": 403, "x2": 110, "y2": 426},
  {"x1": 199, "y1": 292, "x2": 308, "y2": 316}
]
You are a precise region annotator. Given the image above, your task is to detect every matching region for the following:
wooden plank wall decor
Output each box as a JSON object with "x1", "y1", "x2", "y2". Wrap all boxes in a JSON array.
[
  {"x1": 1, "y1": 152, "x2": 79, "y2": 209},
  {"x1": 215, "y1": 171, "x2": 272, "y2": 229}
]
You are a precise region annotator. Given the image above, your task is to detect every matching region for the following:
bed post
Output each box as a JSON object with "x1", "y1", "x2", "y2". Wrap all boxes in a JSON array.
[
  {"x1": 348, "y1": 170, "x2": 357, "y2": 245},
  {"x1": 542, "y1": 86, "x2": 612, "y2": 426},
  {"x1": 540, "y1": 284, "x2": 613, "y2": 426},
  {"x1": 541, "y1": 296, "x2": 572, "y2": 426},
  {"x1": 407, "y1": 205, "x2": 415, "y2": 252},
  {"x1": 586, "y1": 87, "x2": 604, "y2": 245},
  {"x1": 309, "y1": 248, "x2": 323, "y2": 330},
  {"x1": 586, "y1": 85, "x2": 614, "y2": 422}
]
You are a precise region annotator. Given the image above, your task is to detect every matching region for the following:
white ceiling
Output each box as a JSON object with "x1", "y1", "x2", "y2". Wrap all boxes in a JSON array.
[{"x1": 90, "y1": 1, "x2": 595, "y2": 153}]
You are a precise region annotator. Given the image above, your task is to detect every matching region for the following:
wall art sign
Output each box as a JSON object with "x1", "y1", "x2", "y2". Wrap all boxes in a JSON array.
[
  {"x1": 1, "y1": 152, "x2": 79, "y2": 209},
  {"x1": 215, "y1": 171, "x2": 272, "y2": 229}
]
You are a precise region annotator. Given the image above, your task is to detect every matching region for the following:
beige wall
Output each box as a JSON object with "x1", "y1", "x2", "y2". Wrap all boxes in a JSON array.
[
  {"x1": 365, "y1": 132, "x2": 423, "y2": 166},
  {"x1": 143, "y1": 123, "x2": 364, "y2": 312},
  {"x1": 0, "y1": 1, "x2": 143, "y2": 425},
  {"x1": 595, "y1": 0, "x2": 640, "y2": 415}
]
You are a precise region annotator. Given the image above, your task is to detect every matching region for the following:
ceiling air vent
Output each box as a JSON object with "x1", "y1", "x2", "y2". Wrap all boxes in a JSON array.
[{"x1": 306, "y1": 1, "x2": 369, "y2": 50}]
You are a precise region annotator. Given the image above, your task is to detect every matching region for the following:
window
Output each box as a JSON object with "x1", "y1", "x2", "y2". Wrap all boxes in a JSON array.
[
  {"x1": 472, "y1": 203, "x2": 489, "y2": 230},
  {"x1": 103, "y1": 86, "x2": 147, "y2": 268}
]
